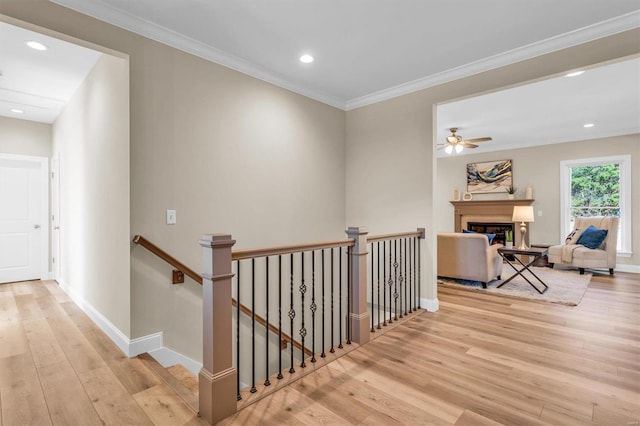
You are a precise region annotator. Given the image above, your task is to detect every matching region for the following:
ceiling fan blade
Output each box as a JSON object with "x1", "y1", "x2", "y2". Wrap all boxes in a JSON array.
[
  {"x1": 464, "y1": 143, "x2": 479, "y2": 148},
  {"x1": 464, "y1": 137, "x2": 492, "y2": 143}
]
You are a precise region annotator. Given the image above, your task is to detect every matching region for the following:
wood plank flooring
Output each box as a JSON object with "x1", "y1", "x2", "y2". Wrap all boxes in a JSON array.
[
  {"x1": 0, "y1": 280, "x2": 205, "y2": 426},
  {"x1": 1, "y1": 272, "x2": 638, "y2": 425},
  {"x1": 221, "y1": 271, "x2": 640, "y2": 425}
]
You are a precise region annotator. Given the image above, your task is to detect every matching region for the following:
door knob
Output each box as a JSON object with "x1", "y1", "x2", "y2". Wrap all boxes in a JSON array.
[
  {"x1": 34, "y1": 225, "x2": 41, "y2": 229},
  {"x1": 54, "y1": 226, "x2": 60, "y2": 230}
]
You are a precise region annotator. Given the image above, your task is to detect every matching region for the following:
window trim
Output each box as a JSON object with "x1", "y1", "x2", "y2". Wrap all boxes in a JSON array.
[{"x1": 560, "y1": 154, "x2": 632, "y2": 256}]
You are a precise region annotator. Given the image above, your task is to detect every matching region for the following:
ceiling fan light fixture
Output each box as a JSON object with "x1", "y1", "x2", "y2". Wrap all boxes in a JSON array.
[
  {"x1": 444, "y1": 144, "x2": 453, "y2": 154},
  {"x1": 454, "y1": 144, "x2": 464, "y2": 153}
]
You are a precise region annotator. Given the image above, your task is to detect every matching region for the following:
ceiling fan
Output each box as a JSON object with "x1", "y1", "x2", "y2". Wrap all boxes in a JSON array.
[{"x1": 438, "y1": 128, "x2": 492, "y2": 154}]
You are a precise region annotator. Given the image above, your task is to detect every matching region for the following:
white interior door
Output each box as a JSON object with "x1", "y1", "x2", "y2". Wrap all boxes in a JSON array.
[
  {"x1": 51, "y1": 154, "x2": 60, "y2": 280},
  {"x1": 0, "y1": 157, "x2": 43, "y2": 283}
]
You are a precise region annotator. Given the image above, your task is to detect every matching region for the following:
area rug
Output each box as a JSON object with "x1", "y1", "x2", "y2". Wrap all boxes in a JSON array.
[{"x1": 437, "y1": 266, "x2": 592, "y2": 306}]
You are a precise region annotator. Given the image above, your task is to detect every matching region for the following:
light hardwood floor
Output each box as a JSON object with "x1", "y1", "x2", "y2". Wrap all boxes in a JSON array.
[
  {"x1": 1, "y1": 272, "x2": 638, "y2": 425},
  {"x1": 221, "y1": 271, "x2": 640, "y2": 425}
]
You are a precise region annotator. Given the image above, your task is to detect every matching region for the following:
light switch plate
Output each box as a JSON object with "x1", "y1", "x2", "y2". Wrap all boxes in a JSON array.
[{"x1": 166, "y1": 209, "x2": 176, "y2": 225}]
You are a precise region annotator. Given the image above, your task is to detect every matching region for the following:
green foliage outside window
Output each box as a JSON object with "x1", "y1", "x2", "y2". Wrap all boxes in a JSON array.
[{"x1": 570, "y1": 164, "x2": 620, "y2": 217}]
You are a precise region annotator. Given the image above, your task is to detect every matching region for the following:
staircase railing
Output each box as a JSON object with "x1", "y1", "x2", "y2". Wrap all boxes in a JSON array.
[
  {"x1": 132, "y1": 235, "x2": 302, "y2": 352},
  {"x1": 199, "y1": 226, "x2": 425, "y2": 424}
]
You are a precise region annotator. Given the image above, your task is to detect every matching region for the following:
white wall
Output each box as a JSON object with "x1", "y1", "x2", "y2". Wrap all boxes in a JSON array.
[
  {"x1": 436, "y1": 134, "x2": 640, "y2": 268},
  {"x1": 52, "y1": 53, "x2": 131, "y2": 335},
  {"x1": 0, "y1": 115, "x2": 51, "y2": 157}
]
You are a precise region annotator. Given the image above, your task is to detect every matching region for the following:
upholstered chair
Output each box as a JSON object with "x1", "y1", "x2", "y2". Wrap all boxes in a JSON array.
[
  {"x1": 548, "y1": 216, "x2": 619, "y2": 275},
  {"x1": 437, "y1": 233, "x2": 503, "y2": 287}
]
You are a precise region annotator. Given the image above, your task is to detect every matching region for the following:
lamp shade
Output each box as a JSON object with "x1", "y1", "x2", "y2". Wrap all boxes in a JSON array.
[{"x1": 512, "y1": 206, "x2": 535, "y2": 223}]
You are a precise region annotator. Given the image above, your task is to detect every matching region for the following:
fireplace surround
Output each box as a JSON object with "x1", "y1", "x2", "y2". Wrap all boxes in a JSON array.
[{"x1": 450, "y1": 199, "x2": 535, "y2": 247}]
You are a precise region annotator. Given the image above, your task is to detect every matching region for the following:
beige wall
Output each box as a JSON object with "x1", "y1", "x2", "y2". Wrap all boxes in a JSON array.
[
  {"x1": 436, "y1": 135, "x2": 640, "y2": 268},
  {"x1": 52, "y1": 53, "x2": 131, "y2": 335},
  {"x1": 0, "y1": 115, "x2": 51, "y2": 157},
  {"x1": 0, "y1": 1, "x2": 345, "y2": 360},
  {"x1": 2, "y1": 1, "x2": 639, "y2": 361},
  {"x1": 346, "y1": 30, "x2": 640, "y2": 303}
]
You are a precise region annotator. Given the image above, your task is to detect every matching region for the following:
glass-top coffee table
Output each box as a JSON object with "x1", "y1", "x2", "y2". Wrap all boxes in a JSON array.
[{"x1": 497, "y1": 247, "x2": 549, "y2": 294}]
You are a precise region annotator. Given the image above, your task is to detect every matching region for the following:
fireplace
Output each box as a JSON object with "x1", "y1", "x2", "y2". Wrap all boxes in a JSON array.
[
  {"x1": 450, "y1": 199, "x2": 535, "y2": 248},
  {"x1": 467, "y1": 222, "x2": 515, "y2": 246}
]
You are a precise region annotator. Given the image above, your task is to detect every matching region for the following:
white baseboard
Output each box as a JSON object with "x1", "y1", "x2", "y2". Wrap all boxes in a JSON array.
[
  {"x1": 55, "y1": 279, "x2": 201, "y2": 375},
  {"x1": 421, "y1": 297, "x2": 439, "y2": 312},
  {"x1": 129, "y1": 332, "x2": 163, "y2": 356},
  {"x1": 616, "y1": 264, "x2": 640, "y2": 274},
  {"x1": 148, "y1": 346, "x2": 202, "y2": 377},
  {"x1": 57, "y1": 278, "x2": 132, "y2": 356}
]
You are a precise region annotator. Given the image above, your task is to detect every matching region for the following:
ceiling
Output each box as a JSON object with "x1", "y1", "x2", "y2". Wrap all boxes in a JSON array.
[
  {"x1": 1, "y1": 1, "x2": 638, "y2": 151},
  {"x1": 0, "y1": 21, "x2": 101, "y2": 123},
  {"x1": 436, "y1": 57, "x2": 640, "y2": 157},
  {"x1": 50, "y1": 0, "x2": 640, "y2": 110}
]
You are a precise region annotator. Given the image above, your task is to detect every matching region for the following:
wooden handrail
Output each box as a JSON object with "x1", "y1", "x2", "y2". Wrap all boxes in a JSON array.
[
  {"x1": 232, "y1": 238, "x2": 355, "y2": 261},
  {"x1": 367, "y1": 228, "x2": 425, "y2": 243},
  {"x1": 132, "y1": 235, "x2": 311, "y2": 355}
]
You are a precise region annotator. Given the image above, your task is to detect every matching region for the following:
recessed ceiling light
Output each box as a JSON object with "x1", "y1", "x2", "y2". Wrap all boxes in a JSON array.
[
  {"x1": 26, "y1": 41, "x2": 47, "y2": 51},
  {"x1": 299, "y1": 54, "x2": 314, "y2": 64},
  {"x1": 583, "y1": 123, "x2": 595, "y2": 128},
  {"x1": 565, "y1": 70, "x2": 585, "y2": 77},
  {"x1": 10, "y1": 109, "x2": 24, "y2": 114}
]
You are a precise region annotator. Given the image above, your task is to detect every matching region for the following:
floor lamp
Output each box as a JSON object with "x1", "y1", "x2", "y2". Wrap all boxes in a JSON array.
[{"x1": 512, "y1": 206, "x2": 535, "y2": 250}]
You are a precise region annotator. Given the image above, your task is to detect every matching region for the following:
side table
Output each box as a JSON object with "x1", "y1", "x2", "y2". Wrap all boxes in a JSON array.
[{"x1": 498, "y1": 247, "x2": 549, "y2": 294}]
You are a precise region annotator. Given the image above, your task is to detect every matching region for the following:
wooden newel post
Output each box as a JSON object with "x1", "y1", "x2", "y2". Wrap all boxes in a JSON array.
[
  {"x1": 345, "y1": 226, "x2": 370, "y2": 345},
  {"x1": 199, "y1": 234, "x2": 237, "y2": 424}
]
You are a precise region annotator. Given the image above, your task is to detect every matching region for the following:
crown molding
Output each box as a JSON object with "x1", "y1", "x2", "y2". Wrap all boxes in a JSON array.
[
  {"x1": 49, "y1": 0, "x2": 346, "y2": 109},
  {"x1": 345, "y1": 10, "x2": 640, "y2": 110},
  {"x1": 50, "y1": 1, "x2": 639, "y2": 112}
]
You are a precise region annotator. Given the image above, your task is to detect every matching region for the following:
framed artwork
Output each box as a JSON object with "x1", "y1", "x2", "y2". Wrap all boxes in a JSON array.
[{"x1": 467, "y1": 159, "x2": 512, "y2": 194}]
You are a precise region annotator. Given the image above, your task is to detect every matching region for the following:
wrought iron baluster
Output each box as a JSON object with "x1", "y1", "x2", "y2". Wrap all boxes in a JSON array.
[
  {"x1": 236, "y1": 261, "x2": 241, "y2": 401},
  {"x1": 330, "y1": 247, "x2": 335, "y2": 353},
  {"x1": 399, "y1": 238, "x2": 404, "y2": 319},
  {"x1": 383, "y1": 240, "x2": 388, "y2": 326},
  {"x1": 264, "y1": 257, "x2": 271, "y2": 386},
  {"x1": 288, "y1": 253, "x2": 295, "y2": 374},
  {"x1": 388, "y1": 240, "x2": 393, "y2": 324},
  {"x1": 338, "y1": 247, "x2": 343, "y2": 349},
  {"x1": 370, "y1": 242, "x2": 375, "y2": 332},
  {"x1": 377, "y1": 241, "x2": 381, "y2": 329},
  {"x1": 347, "y1": 245, "x2": 352, "y2": 345},
  {"x1": 299, "y1": 252, "x2": 307, "y2": 368},
  {"x1": 277, "y1": 255, "x2": 283, "y2": 380},
  {"x1": 418, "y1": 236, "x2": 421, "y2": 308},
  {"x1": 311, "y1": 251, "x2": 317, "y2": 363},
  {"x1": 409, "y1": 238, "x2": 413, "y2": 313},
  {"x1": 404, "y1": 238, "x2": 408, "y2": 315},
  {"x1": 250, "y1": 259, "x2": 257, "y2": 393},
  {"x1": 394, "y1": 239, "x2": 399, "y2": 321},
  {"x1": 321, "y1": 249, "x2": 326, "y2": 358}
]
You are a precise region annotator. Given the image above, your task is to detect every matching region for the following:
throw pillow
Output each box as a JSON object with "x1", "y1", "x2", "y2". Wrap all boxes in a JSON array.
[
  {"x1": 462, "y1": 229, "x2": 496, "y2": 245},
  {"x1": 576, "y1": 225, "x2": 608, "y2": 249},
  {"x1": 565, "y1": 228, "x2": 581, "y2": 244}
]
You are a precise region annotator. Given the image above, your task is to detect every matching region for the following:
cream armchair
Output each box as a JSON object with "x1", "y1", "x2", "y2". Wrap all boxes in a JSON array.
[
  {"x1": 548, "y1": 216, "x2": 619, "y2": 275},
  {"x1": 437, "y1": 233, "x2": 503, "y2": 287}
]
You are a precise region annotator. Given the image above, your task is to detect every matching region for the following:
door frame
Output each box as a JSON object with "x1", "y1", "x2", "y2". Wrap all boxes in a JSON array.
[{"x1": 0, "y1": 153, "x2": 49, "y2": 280}]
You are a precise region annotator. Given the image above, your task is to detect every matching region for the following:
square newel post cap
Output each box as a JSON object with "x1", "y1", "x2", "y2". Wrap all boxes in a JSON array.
[
  {"x1": 200, "y1": 234, "x2": 236, "y2": 248},
  {"x1": 345, "y1": 226, "x2": 369, "y2": 237}
]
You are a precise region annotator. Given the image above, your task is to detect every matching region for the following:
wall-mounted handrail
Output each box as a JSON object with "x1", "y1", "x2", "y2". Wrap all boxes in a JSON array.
[
  {"x1": 133, "y1": 235, "x2": 202, "y2": 283},
  {"x1": 132, "y1": 235, "x2": 309, "y2": 354}
]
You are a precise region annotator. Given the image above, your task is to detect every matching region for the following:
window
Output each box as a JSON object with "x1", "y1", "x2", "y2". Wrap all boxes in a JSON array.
[{"x1": 560, "y1": 155, "x2": 631, "y2": 255}]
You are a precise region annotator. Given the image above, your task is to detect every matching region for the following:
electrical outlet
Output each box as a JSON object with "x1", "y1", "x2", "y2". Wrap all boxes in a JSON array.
[
  {"x1": 538, "y1": 210, "x2": 543, "y2": 217},
  {"x1": 166, "y1": 209, "x2": 176, "y2": 225}
]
